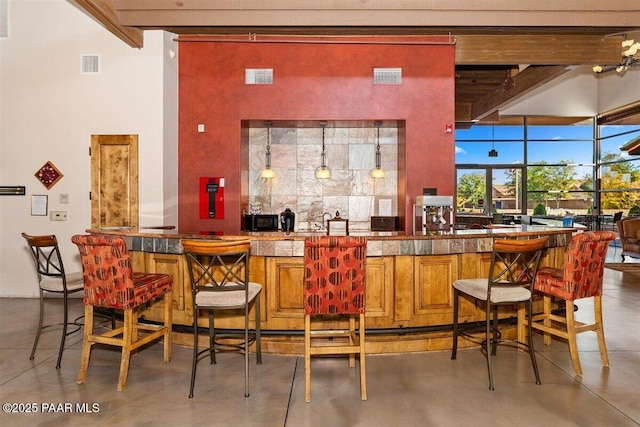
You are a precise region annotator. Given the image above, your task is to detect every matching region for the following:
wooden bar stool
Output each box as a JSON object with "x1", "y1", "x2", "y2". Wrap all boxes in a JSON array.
[
  {"x1": 525, "y1": 231, "x2": 616, "y2": 376},
  {"x1": 71, "y1": 234, "x2": 173, "y2": 392},
  {"x1": 303, "y1": 236, "x2": 367, "y2": 402}
]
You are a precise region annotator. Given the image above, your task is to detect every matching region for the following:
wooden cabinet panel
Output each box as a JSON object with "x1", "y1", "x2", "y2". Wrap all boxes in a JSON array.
[
  {"x1": 267, "y1": 257, "x2": 304, "y2": 319},
  {"x1": 414, "y1": 255, "x2": 459, "y2": 316},
  {"x1": 136, "y1": 252, "x2": 189, "y2": 325},
  {"x1": 365, "y1": 257, "x2": 394, "y2": 319}
]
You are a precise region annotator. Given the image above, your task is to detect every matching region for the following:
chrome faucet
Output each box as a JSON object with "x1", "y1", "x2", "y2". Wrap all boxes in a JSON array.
[{"x1": 322, "y1": 212, "x2": 333, "y2": 230}]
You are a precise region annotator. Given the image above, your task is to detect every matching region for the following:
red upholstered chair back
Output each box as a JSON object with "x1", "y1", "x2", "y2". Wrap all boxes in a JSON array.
[
  {"x1": 304, "y1": 236, "x2": 367, "y2": 315},
  {"x1": 72, "y1": 234, "x2": 140, "y2": 310},
  {"x1": 536, "y1": 231, "x2": 616, "y2": 300}
]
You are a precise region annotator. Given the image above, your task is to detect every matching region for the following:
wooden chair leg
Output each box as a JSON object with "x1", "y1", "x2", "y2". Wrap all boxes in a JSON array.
[
  {"x1": 348, "y1": 316, "x2": 356, "y2": 368},
  {"x1": 359, "y1": 313, "x2": 367, "y2": 401},
  {"x1": 117, "y1": 308, "x2": 134, "y2": 392},
  {"x1": 304, "y1": 314, "x2": 311, "y2": 403},
  {"x1": 565, "y1": 300, "x2": 582, "y2": 376},
  {"x1": 163, "y1": 292, "x2": 172, "y2": 363},
  {"x1": 594, "y1": 295, "x2": 610, "y2": 367},
  {"x1": 517, "y1": 305, "x2": 526, "y2": 348},
  {"x1": 77, "y1": 305, "x2": 93, "y2": 385},
  {"x1": 542, "y1": 295, "x2": 552, "y2": 346}
]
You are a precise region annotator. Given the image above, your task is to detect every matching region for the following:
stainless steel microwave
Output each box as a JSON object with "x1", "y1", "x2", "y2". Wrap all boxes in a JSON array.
[{"x1": 243, "y1": 214, "x2": 279, "y2": 231}]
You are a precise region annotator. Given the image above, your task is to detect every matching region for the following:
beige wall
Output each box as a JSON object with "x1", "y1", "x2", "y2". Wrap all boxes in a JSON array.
[{"x1": 0, "y1": 1, "x2": 168, "y2": 297}]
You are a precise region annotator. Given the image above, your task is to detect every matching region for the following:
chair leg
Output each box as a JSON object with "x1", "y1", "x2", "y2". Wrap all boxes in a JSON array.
[
  {"x1": 244, "y1": 300, "x2": 250, "y2": 398},
  {"x1": 491, "y1": 305, "x2": 498, "y2": 356},
  {"x1": 209, "y1": 311, "x2": 216, "y2": 365},
  {"x1": 359, "y1": 313, "x2": 367, "y2": 401},
  {"x1": 486, "y1": 301, "x2": 494, "y2": 391},
  {"x1": 451, "y1": 289, "x2": 459, "y2": 360},
  {"x1": 30, "y1": 290, "x2": 45, "y2": 362},
  {"x1": 304, "y1": 314, "x2": 311, "y2": 403},
  {"x1": 348, "y1": 316, "x2": 356, "y2": 368},
  {"x1": 594, "y1": 295, "x2": 610, "y2": 367},
  {"x1": 56, "y1": 291, "x2": 70, "y2": 369},
  {"x1": 527, "y1": 299, "x2": 541, "y2": 385},
  {"x1": 255, "y1": 294, "x2": 262, "y2": 365},
  {"x1": 189, "y1": 312, "x2": 198, "y2": 399},
  {"x1": 565, "y1": 300, "x2": 582, "y2": 376},
  {"x1": 77, "y1": 305, "x2": 93, "y2": 385},
  {"x1": 542, "y1": 295, "x2": 552, "y2": 346},
  {"x1": 163, "y1": 292, "x2": 172, "y2": 363},
  {"x1": 117, "y1": 308, "x2": 134, "y2": 392}
]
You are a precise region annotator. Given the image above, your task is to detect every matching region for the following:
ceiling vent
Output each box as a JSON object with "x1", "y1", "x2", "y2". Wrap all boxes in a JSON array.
[
  {"x1": 81, "y1": 54, "x2": 101, "y2": 74},
  {"x1": 245, "y1": 68, "x2": 273, "y2": 84},
  {"x1": 373, "y1": 68, "x2": 402, "y2": 85},
  {"x1": 0, "y1": 0, "x2": 8, "y2": 38}
]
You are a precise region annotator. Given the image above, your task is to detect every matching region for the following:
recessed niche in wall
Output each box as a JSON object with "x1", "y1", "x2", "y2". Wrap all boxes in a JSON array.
[{"x1": 243, "y1": 120, "x2": 402, "y2": 231}]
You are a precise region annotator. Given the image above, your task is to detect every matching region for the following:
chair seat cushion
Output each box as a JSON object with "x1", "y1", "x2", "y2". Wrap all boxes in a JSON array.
[
  {"x1": 195, "y1": 282, "x2": 262, "y2": 308},
  {"x1": 40, "y1": 271, "x2": 85, "y2": 292},
  {"x1": 533, "y1": 266, "x2": 569, "y2": 299},
  {"x1": 453, "y1": 278, "x2": 531, "y2": 303},
  {"x1": 130, "y1": 273, "x2": 172, "y2": 308}
]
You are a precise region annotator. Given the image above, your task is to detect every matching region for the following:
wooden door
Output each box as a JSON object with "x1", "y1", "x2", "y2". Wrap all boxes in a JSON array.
[{"x1": 90, "y1": 135, "x2": 139, "y2": 228}]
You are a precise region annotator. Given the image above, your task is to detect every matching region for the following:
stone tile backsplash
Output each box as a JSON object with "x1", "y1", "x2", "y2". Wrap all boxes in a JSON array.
[{"x1": 249, "y1": 126, "x2": 398, "y2": 231}]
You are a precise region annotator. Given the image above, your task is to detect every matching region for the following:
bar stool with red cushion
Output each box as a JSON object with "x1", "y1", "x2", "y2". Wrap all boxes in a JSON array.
[
  {"x1": 71, "y1": 234, "x2": 173, "y2": 392},
  {"x1": 526, "y1": 231, "x2": 616, "y2": 376},
  {"x1": 304, "y1": 236, "x2": 367, "y2": 402}
]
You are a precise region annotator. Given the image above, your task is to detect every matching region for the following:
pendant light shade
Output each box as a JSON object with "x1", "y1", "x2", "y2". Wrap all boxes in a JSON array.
[
  {"x1": 371, "y1": 120, "x2": 385, "y2": 178},
  {"x1": 315, "y1": 121, "x2": 331, "y2": 180},
  {"x1": 261, "y1": 121, "x2": 275, "y2": 178}
]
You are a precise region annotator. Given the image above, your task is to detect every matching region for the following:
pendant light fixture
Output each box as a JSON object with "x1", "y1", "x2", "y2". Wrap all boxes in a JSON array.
[
  {"x1": 315, "y1": 121, "x2": 331, "y2": 180},
  {"x1": 371, "y1": 120, "x2": 385, "y2": 178},
  {"x1": 488, "y1": 124, "x2": 498, "y2": 158},
  {"x1": 261, "y1": 121, "x2": 275, "y2": 179}
]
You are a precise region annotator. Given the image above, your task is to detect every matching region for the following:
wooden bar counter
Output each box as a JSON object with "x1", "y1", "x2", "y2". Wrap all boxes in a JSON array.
[{"x1": 87, "y1": 226, "x2": 573, "y2": 354}]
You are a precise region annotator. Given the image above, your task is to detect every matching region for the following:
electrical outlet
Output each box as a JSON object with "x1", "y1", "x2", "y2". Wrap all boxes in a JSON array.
[{"x1": 50, "y1": 211, "x2": 67, "y2": 221}]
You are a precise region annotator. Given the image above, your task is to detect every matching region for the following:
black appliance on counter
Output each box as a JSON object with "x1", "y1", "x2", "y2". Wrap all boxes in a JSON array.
[
  {"x1": 280, "y1": 207, "x2": 295, "y2": 233},
  {"x1": 243, "y1": 214, "x2": 279, "y2": 231}
]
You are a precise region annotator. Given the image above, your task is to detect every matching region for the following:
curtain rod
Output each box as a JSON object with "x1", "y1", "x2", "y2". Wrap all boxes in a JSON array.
[{"x1": 175, "y1": 33, "x2": 457, "y2": 46}]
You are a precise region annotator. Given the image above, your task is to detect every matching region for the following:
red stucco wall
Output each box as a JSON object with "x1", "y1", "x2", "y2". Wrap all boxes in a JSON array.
[{"x1": 178, "y1": 36, "x2": 455, "y2": 234}]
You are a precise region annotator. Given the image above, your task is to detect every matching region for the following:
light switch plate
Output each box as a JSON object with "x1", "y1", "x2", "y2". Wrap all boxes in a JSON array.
[{"x1": 50, "y1": 211, "x2": 67, "y2": 221}]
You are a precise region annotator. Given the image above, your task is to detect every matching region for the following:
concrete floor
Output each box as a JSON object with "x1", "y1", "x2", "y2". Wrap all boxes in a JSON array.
[{"x1": 1, "y1": 251, "x2": 639, "y2": 426}]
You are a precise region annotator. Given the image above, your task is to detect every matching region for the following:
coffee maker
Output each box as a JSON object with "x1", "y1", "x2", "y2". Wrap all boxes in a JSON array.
[{"x1": 280, "y1": 206, "x2": 295, "y2": 234}]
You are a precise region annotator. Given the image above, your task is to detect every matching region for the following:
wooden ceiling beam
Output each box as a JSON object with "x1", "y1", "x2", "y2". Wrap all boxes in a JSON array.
[
  {"x1": 68, "y1": 0, "x2": 143, "y2": 48},
  {"x1": 113, "y1": 0, "x2": 640, "y2": 28},
  {"x1": 469, "y1": 65, "x2": 570, "y2": 122},
  {"x1": 455, "y1": 35, "x2": 622, "y2": 65}
]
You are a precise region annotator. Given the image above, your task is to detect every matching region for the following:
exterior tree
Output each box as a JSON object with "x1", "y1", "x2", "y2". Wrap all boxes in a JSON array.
[
  {"x1": 457, "y1": 172, "x2": 486, "y2": 211},
  {"x1": 600, "y1": 152, "x2": 640, "y2": 209},
  {"x1": 526, "y1": 161, "x2": 576, "y2": 208}
]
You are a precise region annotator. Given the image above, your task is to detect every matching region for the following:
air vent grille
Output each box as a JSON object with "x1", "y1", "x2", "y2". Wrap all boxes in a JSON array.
[
  {"x1": 81, "y1": 54, "x2": 101, "y2": 74},
  {"x1": 373, "y1": 68, "x2": 402, "y2": 85},
  {"x1": 245, "y1": 68, "x2": 273, "y2": 84}
]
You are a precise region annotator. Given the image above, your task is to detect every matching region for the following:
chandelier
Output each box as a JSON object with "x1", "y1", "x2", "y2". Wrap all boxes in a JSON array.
[{"x1": 593, "y1": 39, "x2": 640, "y2": 75}]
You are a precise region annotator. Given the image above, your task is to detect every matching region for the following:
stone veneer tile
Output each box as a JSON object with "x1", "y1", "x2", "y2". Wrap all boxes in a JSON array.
[
  {"x1": 142, "y1": 237, "x2": 154, "y2": 253},
  {"x1": 382, "y1": 240, "x2": 401, "y2": 256},
  {"x1": 292, "y1": 240, "x2": 305, "y2": 257},
  {"x1": 477, "y1": 238, "x2": 493, "y2": 252},
  {"x1": 449, "y1": 238, "x2": 464, "y2": 254},
  {"x1": 274, "y1": 240, "x2": 295, "y2": 257},
  {"x1": 130, "y1": 236, "x2": 142, "y2": 251},
  {"x1": 366, "y1": 240, "x2": 382, "y2": 256},
  {"x1": 432, "y1": 239, "x2": 450, "y2": 255},
  {"x1": 463, "y1": 238, "x2": 478, "y2": 253},
  {"x1": 412, "y1": 239, "x2": 433, "y2": 255}
]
